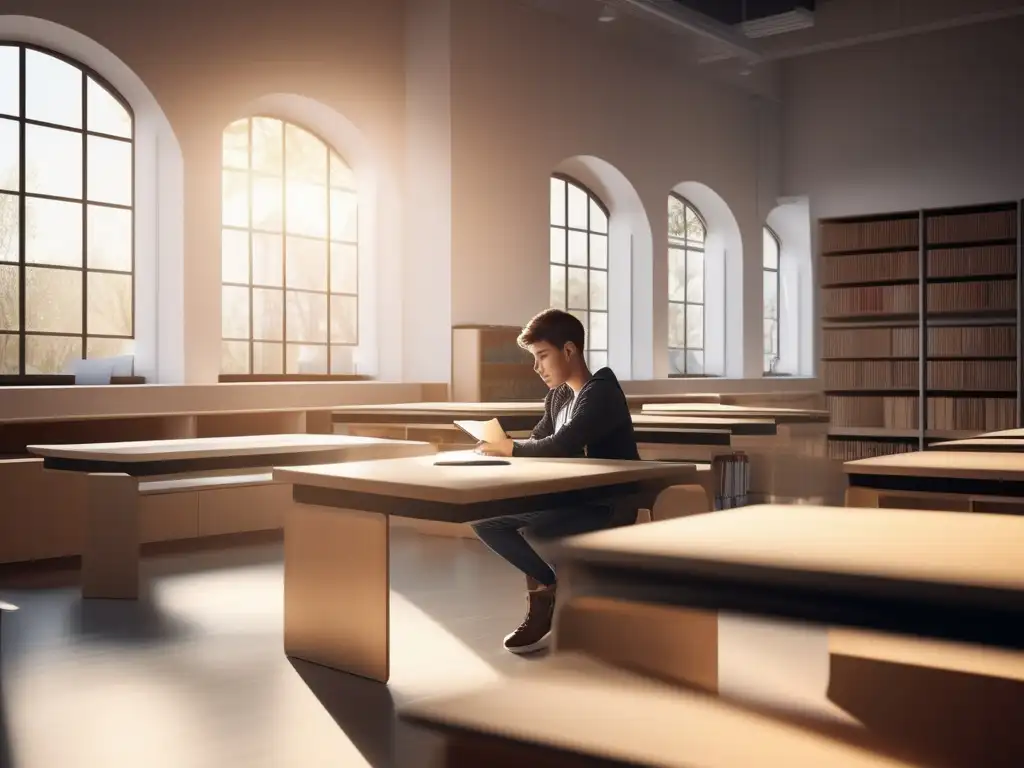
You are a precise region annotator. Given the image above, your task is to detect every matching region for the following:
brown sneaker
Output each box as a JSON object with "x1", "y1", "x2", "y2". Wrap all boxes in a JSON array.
[{"x1": 503, "y1": 583, "x2": 556, "y2": 654}]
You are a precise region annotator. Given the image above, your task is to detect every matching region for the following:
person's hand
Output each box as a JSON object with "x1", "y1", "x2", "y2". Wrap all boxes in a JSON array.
[{"x1": 476, "y1": 437, "x2": 515, "y2": 457}]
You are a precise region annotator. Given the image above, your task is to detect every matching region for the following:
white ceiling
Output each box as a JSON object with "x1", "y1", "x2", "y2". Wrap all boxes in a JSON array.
[{"x1": 520, "y1": 0, "x2": 1024, "y2": 80}]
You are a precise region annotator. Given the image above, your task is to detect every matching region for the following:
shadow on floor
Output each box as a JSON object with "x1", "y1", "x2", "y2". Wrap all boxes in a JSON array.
[
  {"x1": 66, "y1": 597, "x2": 197, "y2": 646},
  {"x1": 290, "y1": 658, "x2": 399, "y2": 767}
]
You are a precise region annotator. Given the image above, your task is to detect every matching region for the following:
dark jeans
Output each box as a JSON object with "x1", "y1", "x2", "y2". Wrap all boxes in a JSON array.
[{"x1": 471, "y1": 505, "x2": 632, "y2": 587}]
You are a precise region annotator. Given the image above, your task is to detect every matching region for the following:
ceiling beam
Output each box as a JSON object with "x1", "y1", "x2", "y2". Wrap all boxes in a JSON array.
[{"x1": 608, "y1": 0, "x2": 764, "y2": 63}]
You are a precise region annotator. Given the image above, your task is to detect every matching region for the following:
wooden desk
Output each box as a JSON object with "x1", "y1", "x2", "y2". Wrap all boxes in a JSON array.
[
  {"x1": 980, "y1": 428, "x2": 1024, "y2": 438},
  {"x1": 28, "y1": 435, "x2": 433, "y2": 599},
  {"x1": 273, "y1": 454, "x2": 705, "y2": 683},
  {"x1": 551, "y1": 504, "x2": 1023, "y2": 655},
  {"x1": 400, "y1": 654, "x2": 922, "y2": 768},
  {"x1": 930, "y1": 438, "x2": 1024, "y2": 452},
  {"x1": 844, "y1": 450, "x2": 1024, "y2": 511}
]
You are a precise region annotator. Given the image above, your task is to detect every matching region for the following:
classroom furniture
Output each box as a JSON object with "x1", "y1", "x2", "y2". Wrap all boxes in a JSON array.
[
  {"x1": 544, "y1": 502, "x2": 1023, "y2": 714},
  {"x1": 638, "y1": 404, "x2": 831, "y2": 502},
  {"x1": 930, "y1": 437, "x2": 1024, "y2": 452},
  {"x1": 399, "y1": 653, "x2": 923, "y2": 768},
  {"x1": 843, "y1": 449, "x2": 1024, "y2": 513},
  {"x1": 28, "y1": 434, "x2": 433, "y2": 599},
  {"x1": 0, "y1": 381, "x2": 447, "y2": 565},
  {"x1": 450, "y1": 325, "x2": 548, "y2": 402},
  {"x1": 272, "y1": 454, "x2": 706, "y2": 683},
  {"x1": 819, "y1": 203, "x2": 1022, "y2": 463}
]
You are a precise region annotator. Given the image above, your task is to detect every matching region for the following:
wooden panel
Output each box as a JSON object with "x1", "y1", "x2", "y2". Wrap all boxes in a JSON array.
[
  {"x1": 139, "y1": 491, "x2": 199, "y2": 543},
  {"x1": 197, "y1": 483, "x2": 291, "y2": 536},
  {"x1": 0, "y1": 460, "x2": 86, "y2": 563},
  {"x1": 196, "y1": 411, "x2": 306, "y2": 437}
]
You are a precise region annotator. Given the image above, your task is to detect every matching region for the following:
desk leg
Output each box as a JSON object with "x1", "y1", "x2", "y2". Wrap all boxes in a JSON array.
[
  {"x1": 285, "y1": 502, "x2": 390, "y2": 683},
  {"x1": 828, "y1": 629, "x2": 1024, "y2": 767},
  {"x1": 83, "y1": 473, "x2": 140, "y2": 600}
]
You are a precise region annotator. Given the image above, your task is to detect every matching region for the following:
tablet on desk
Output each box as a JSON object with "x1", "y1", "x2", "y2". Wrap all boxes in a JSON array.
[
  {"x1": 453, "y1": 418, "x2": 508, "y2": 444},
  {"x1": 433, "y1": 458, "x2": 511, "y2": 466}
]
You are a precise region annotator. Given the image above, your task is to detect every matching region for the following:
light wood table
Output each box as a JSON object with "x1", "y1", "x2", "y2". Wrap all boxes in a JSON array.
[
  {"x1": 551, "y1": 503, "x2": 1023, "y2": 651},
  {"x1": 844, "y1": 449, "x2": 1024, "y2": 511},
  {"x1": 272, "y1": 454, "x2": 706, "y2": 683},
  {"x1": 930, "y1": 437, "x2": 1024, "y2": 452},
  {"x1": 28, "y1": 434, "x2": 433, "y2": 599},
  {"x1": 400, "y1": 653, "x2": 924, "y2": 768}
]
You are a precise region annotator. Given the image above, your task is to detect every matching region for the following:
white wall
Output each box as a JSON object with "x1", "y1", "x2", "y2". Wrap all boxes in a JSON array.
[
  {"x1": 782, "y1": 18, "x2": 1024, "y2": 217},
  {"x1": 448, "y1": 0, "x2": 783, "y2": 380}
]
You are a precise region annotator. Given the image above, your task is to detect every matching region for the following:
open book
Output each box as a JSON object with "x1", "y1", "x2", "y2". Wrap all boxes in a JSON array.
[{"x1": 453, "y1": 418, "x2": 508, "y2": 444}]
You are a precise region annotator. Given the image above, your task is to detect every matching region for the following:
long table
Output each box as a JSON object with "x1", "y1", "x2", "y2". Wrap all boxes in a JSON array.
[
  {"x1": 273, "y1": 453, "x2": 705, "y2": 683},
  {"x1": 550, "y1": 504, "x2": 1022, "y2": 652},
  {"x1": 28, "y1": 434, "x2": 433, "y2": 598},
  {"x1": 844, "y1": 450, "x2": 1024, "y2": 512},
  {"x1": 640, "y1": 402, "x2": 830, "y2": 424}
]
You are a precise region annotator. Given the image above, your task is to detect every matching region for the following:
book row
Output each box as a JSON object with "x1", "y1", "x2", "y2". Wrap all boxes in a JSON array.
[
  {"x1": 823, "y1": 279, "x2": 1016, "y2": 318},
  {"x1": 823, "y1": 359, "x2": 1016, "y2": 392},
  {"x1": 827, "y1": 395, "x2": 918, "y2": 429},
  {"x1": 827, "y1": 438, "x2": 916, "y2": 462},
  {"x1": 826, "y1": 394, "x2": 1017, "y2": 432},
  {"x1": 925, "y1": 209, "x2": 1017, "y2": 245},
  {"x1": 927, "y1": 396, "x2": 1017, "y2": 432},
  {"x1": 820, "y1": 217, "x2": 918, "y2": 255},
  {"x1": 822, "y1": 325, "x2": 1016, "y2": 359}
]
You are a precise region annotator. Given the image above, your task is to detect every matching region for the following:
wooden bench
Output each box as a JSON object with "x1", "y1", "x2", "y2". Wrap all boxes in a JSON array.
[
  {"x1": 399, "y1": 654, "x2": 924, "y2": 767},
  {"x1": 27, "y1": 434, "x2": 435, "y2": 599}
]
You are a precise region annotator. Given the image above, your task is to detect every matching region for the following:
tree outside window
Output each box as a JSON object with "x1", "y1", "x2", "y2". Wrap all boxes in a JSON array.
[
  {"x1": 220, "y1": 117, "x2": 359, "y2": 376},
  {"x1": 0, "y1": 43, "x2": 134, "y2": 376},
  {"x1": 667, "y1": 194, "x2": 706, "y2": 375}
]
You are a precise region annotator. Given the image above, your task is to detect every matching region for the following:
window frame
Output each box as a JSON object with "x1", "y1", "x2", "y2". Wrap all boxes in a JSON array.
[
  {"x1": 0, "y1": 42, "x2": 136, "y2": 380},
  {"x1": 763, "y1": 225, "x2": 781, "y2": 375},
  {"x1": 219, "y1": 115, "x2": 360, "y2": 378},
  {"x1": 667, "y1": 193, "x2": 707, "y2": 376},
  {"x1": 549, "y1": 172, "x2": 609, "y2": 369}
]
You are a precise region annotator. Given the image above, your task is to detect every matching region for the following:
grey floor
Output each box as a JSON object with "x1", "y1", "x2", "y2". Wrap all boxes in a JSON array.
[{"x1": 0, "y1": 528, "x2": 843, "y2": 768}]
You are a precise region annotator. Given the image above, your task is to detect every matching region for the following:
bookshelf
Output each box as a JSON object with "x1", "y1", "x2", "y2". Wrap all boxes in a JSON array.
[
  {"x1": 820, "y1": 201, "x2": 1022, "y2": 461},
  {"x1": 450, "y1": 325, "x2": 548, "y2": 402}
]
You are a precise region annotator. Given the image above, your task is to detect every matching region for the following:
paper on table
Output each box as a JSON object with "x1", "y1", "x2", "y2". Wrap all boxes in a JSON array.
[{"x1": 453, "y1": 418, "x2": 508, "y2": 444}]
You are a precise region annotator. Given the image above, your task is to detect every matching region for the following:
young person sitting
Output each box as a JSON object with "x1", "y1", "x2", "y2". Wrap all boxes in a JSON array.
[{"x1": 473, "y1": 308, "x2": 640, "y2": 654}]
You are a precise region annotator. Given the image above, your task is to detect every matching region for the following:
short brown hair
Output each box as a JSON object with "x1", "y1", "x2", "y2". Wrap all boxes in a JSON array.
[{"x1": 517, "y1": 308, "x2": 585, "y2": 352}]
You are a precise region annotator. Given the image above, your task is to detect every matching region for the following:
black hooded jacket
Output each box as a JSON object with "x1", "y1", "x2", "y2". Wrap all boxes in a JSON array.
[{"x1": 511, "y1": 367, "x2": 640, "y2": 461}]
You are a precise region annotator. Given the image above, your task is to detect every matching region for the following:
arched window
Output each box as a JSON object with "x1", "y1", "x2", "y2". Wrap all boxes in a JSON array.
[
  {"x1": 667, "y1": 194, "x2": 705, "y2": 375},
  {"x1": 549, "y1": 175, "x2": 609, "y2": 370},
  {"x1": 220, "y1": 117, "x2": 358, "y2": 375},
  {"x1": 0, "y1": 43, "x2": 134, "y2": 376},
  {"x1": 763, "y1": 226, "x2": 781, "y2": 374}
]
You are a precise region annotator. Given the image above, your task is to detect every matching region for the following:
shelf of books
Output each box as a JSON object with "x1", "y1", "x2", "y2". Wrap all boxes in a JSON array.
[{"x1": 821, "y1": 201, "x2": 1022, "y2": 461}]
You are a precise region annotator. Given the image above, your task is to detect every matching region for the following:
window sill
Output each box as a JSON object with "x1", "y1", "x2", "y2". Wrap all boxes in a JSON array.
[
  {"x1": 217, "y1": 374, "x2": 372, "y2": 383},
  {"x1": 0, "y1": 375, "x2": 145, "y2": 387}
]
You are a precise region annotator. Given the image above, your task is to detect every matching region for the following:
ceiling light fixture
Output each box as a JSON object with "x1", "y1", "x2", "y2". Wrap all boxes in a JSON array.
[{"x1": 739, "y1": 8, "x2": 814, "y2": 39}]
